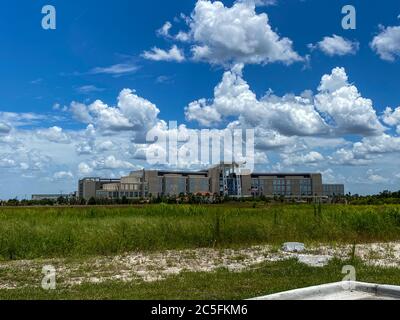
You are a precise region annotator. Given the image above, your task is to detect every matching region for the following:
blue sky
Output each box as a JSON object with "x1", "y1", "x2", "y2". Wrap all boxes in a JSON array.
[{"x1": 1, "y1": 0, "x2": 400, "y2": 198}]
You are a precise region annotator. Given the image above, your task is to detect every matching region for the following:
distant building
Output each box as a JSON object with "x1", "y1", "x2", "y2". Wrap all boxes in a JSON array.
[
  {"x1": 31, "y1": 193, "x2": 76, "y2": 201},
  {"x1": 78, "y1": 163, "x2": 344, "y2": 201}
]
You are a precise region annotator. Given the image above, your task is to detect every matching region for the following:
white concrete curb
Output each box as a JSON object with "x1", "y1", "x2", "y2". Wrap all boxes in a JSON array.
[{"x1": 250, "y1": 282, "x2": 400, "y2": 300}]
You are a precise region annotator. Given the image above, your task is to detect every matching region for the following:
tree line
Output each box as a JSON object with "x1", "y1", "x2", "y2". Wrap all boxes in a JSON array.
[{"x1": 1, "y1": 190, "x2": 399, "y2": 206}]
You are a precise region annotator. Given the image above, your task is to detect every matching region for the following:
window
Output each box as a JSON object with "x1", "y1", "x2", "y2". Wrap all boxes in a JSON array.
[
  {"x1": 300, "y1": 179, "x2": 312, "y2": 196},
  {"x1": 273, "y1": 179, "x2": 286, "y2": 196},
  {"x1": 251, "y1": 179, "x2": 260, "y2": 189}
]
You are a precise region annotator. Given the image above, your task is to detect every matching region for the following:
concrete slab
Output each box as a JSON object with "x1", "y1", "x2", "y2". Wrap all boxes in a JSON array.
[
  {"x1": 296, "y1": 254, "x2": 332, "y2": 267},
  {"x1": 282, "y1": 242, "x2": 305, "y2": 252},
  {"x1": 250, "y1": 282, "x2": 400, "y2": 300}
]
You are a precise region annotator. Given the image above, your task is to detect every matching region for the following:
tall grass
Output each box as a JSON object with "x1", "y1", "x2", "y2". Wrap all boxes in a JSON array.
[{"x1": 0, "y1": 204, "x2": 400, "y2": 261}]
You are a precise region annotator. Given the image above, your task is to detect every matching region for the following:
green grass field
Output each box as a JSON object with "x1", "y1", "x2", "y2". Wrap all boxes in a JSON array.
[
  {"x1": 1, "y1": 204, "x2": 400, "y2": 300},
  {"x1": 1, "y1": 204, "x2": 400, "y2": 261}
]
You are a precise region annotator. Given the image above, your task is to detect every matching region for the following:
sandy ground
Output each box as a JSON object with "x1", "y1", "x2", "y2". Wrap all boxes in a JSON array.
[{"x1": 1, "y1": 242, "x2": 400, "y2": 289}]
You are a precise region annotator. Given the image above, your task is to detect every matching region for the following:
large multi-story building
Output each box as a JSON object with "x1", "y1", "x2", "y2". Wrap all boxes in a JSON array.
[{"x1": 78, "y1": 163, "x2": 344, "y2": 200}]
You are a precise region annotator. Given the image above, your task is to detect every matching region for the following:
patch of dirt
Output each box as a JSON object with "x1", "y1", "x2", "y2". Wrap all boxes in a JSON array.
[
  {"x1": 309, "y1": 243, "x2": 400, "y2": 268},
  {"x1": 1, "y1": 242, "x2": 400, "y2": 289}
]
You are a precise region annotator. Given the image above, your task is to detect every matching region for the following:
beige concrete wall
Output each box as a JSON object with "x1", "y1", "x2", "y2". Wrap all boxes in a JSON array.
[
  {"x1": 164, "y1": 175, "x2": 187, "y2": 195},
  {"x1": 102, "y1": 183, "x2": 120, "y2": 192},
  {"x1": 311, "y1": 174, "x2": 323, "y2": 196},
  {"x1": 241, "y1": 175, "x2": 252, "y2": 196},
  {"x1": 121, "y1": 176, "x2": 141, "y2": 184},
  {"x1": 188, "y1": 176, "x2": 210, "y2": 194},
  {"x1": 145, "y1": 171, "x2": 161, "y2": 197},
  {"x1": 259, "y1": 177, "x2": 273, "y2": 195},
  {"x1": 81, "y1": 180, "x2": 98, "y2": 200},
  {"x1": 208, "y1": 167, "x2": 221, "y2": 195}
]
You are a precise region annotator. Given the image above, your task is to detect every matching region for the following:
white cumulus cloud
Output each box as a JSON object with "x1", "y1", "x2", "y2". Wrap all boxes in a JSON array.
[
  {"x1": 157, "y1": 21, "x2": 172, "y2": 38},
  {"x1": 142, "y1": 45, "x2": 185, "y2": 62},
  {"x1": 315, "y1": 67, "x2": 385, "y2": 136},
  {"x1": 78, "y1": 162, "x2": 93, "y2": 175},
  {"x1": 282, "y1": 151, "x2": 324, "y2": 166},
  {"x1": 0, "y1": 122, "x2": 11, "y2": 134},
  {"x1": 36, "y1": 126, "x2": 71, "y2": 144},
  {"x1": 53, "y1": 171, "x2": 74, "y2": 180},
  {"x1": 174, "y1": 0, "x2": 301, "y2": 66},
  {"x1": 310, "y1": 34, "x2": 359, "y2": 56},
  {"x1": 382, "y1": 106, "x2": 400, "y2": 134},
  {"x1": 186, "y1": 64, "x2": 327, "y2": 136},
  {"x1": 144, "y1": 0, "x2": 304, "y2": 67},
  {"x1": 72, "y1": 89, "x2": 160, "y2": 135},
  {"x1": 371, "y1": 25, "x2": 400, "y2": 61}
]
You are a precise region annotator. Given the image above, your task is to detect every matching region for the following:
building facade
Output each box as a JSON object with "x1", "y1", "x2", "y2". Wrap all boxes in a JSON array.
[
  {"x1": 78, "y1": 177, "x2": 121, "y2": 200},
  {"x1": 323, "y1": 184, "x2": 345, "y2": 197},
  {"x1": 248, "y1": 173, "x2": 323, "y2": 198},
  {"x1": 78, "y1": 163, "x2": 344, "y2": 200}
]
